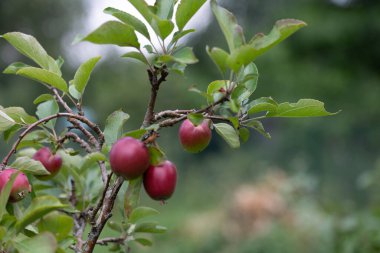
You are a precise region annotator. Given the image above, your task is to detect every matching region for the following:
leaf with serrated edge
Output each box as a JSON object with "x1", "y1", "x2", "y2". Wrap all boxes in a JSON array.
[
  {"x1": 104, "y1": 110, "x2": 130, "y2": 146},
  {"x1": 2, "y1": 32, "x2": 61, "y2": 76},
  {"x1": 16, "y1": 67, "x2": 67, "y2": 92},
  {"x1": 72, "y1": 56, "x2": 101, "y2": 95},
  {"x1": 176, "y1": 0, "x2": 207, "y2": 30},
  {"x1": 214, "y1": 123, "x2": 240, "y2": 148},
  {"x1": 266, "y1": 99, "x2": 338, "y2": 117}
]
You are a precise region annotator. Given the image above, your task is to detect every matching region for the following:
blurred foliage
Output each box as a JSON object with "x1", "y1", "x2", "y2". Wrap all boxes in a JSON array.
[{"x1": 1, "y1": 0, "x2": 380, "y2": 252}]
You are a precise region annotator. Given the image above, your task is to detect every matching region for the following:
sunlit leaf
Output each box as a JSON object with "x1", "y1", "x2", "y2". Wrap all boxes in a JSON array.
[
  {"x1": 16, "y1": 67, "x2": 67, "y2": 92},
  {"x1": 266, "y1": 99, "x2": 338, "y2": 117},
  {"x1": 176, "y1": 0, "x2": 207, "y2": 30},
  {"x1": 72, "y1": 56, "x2": 101, "y2": 95},
  {"x1": 3, "y1": 62, "x2": 31, "y2": 74},
  {"x1": 206, "y1": 46, "x2": 229, "y2": 73},
  {"x1": 214, "y1": 123, "x2": 240, "y2": 148},
  {"x1": 155, "y1": 0, "x2": 176, "y2": 20},
  {"x1": 247, "y1": 97, "x2": 278, "y2": 115}
]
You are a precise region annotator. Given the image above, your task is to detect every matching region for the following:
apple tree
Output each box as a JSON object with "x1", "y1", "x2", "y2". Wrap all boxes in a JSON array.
[{"x1": 0, "y1": 0, "x2": 337, "y2": 252}]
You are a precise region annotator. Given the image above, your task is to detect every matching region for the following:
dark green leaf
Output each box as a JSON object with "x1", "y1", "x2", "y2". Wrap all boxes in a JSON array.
[
  {"x1": 72, "y1": 56, "x2": 101, "y2": 95},
  {"x1": 266, "y1": 99, "x2": 338, "y2": 117},
  {"x1": 11, "y1": 156, "x2": 50, "y2": 176},
  {"x1": 104, "y1": 110, "x2": 130, "y2": 146},
  {"x1": 134, "y1": 237, "x2": 153, "y2": 246},
  {"x1": 148, "y1": 146, "x2": 165, "y2": 166},
  {"x1": 239, "y1": 127, "x2": 250, "y2": 143},
  {"x1": 129, "y1": 206, "x2": 160, "y2": 223},
  {"x1": 187, "y1": 113, "x2": 204, "y2": 126},
  {"x1": 211, "y1": 0, "x2": 244, "y2": 52},
  {"x1": 244, "y1": 120, "x2": 271, "y2": 139},
  {"x1": 33, "y1": 94, "x2": 54, "y2": 105},
  {"x1": 0, "y1": 172, "x2": 19, "y2": 221},
  {"x1": 36, "y1": 100, "x2": 59, "y2": 129},
  {"x1": 144, "y1": 45, "x2": 154, "y2": 54},
  {"x1": 16, "y1": 67, "x2": 67, "y2": 92},
  {"x1": 3, "y1": 62, "x2": 31, "y2": 74},
  {"x1": 206, "y1": 46, "x2": 229, "y2": 73},
  {"x1": 123, "y1": 129, "x2": 147, "y2": 139},
  {"x1": 121, "y1": 51, "x2": 148, "y2": 64},
  {"x1": 13, "y1": 232, "x2": 58, "y2": 253},
  {"x1": 176, "y1": 0, "x2": 207, "y2": 30},
  {"x1": 247, "y1": 97, "x2": 278, "y2": 115},
  {"x1": 227, "y1": 19, "x2": 306, "y2": 72},
  {"x1": 81, "y1": 21, "x2": 140, "y2": 48},
  {"x1": 104, "y1": 7, "x2": 150, "y2": 39},
  {"x1": 37, "y1": 212, "x2": 73, "y2": 241},
  {"x1": 1, "y1": 32, "x2": 61, "y2": 76},
  {"x1": 213, "y1": 123, "x2": 240, "y2": 148},
  {"x1": 134, "y1": 222, "x2": 167, "y2": 234},
  {"x1": 3, "y1": 125, "x2": 21, "y2": 142},
  {"x1": 15, "y1": 196, "x2": 67, "y2": 232}
]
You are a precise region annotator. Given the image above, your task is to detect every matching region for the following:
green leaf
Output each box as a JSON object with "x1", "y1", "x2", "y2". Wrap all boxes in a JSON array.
[
  {"x1": 236, "y1": 63, "x2": 259, "y2": 100},
  {"x1": 55, "y1": 56, "x2": 64, "y2": 69},
  {"x1": 104, "y1": 110, "x2": 130, "y2": 146},
  {"x1": 16, "y1": 67, "x2": 67, "y2": 92},
  {"x1": 128, "y1": 0, "x2": 155, "y2": 23},
  {"x1": 155, "y1": 0, "x2": 176, "y2": 19},
  {"x1": 148, "y1": 146, "x2": 165, "y2": 166},
  {"x1": 244, "y1": 120, "x2": 271, "y2": 139},
  {"x1": 81, "y1": 21, "x2": 140, "y2": 48},
  {"x1": 33, "y1": 94, "x2": 54, "y2": 105},
  {"x1": 125, "y1": 178, "x2": 143, "y2": 217},
  {"x1": 151, "y1": 17, "x2": 174, "y2": 40},
  {"x1": 134, "y1": 237, "x2": 153, "y2": 247},
  {"x1": 176, "y1": 0, "x2": 207, "y2": 30},
  {"x1": 3, "y1": 125, "x2": 21, "y2": 142},
  {"x1": 134, "y1": 222, "x2": 167, "y2": 234},
  {"x1": 211, "y1": 0, "x2": 244, "y2": 52},
  {"x1": 11, "y1": 156, "x2": 50, "y2": 176},
  {"x1": 266, "y1": 99, "x2": 338, "y2": 117},
  {"x1": 129, "y1": 206, "x2": 160, "y2": 223},
  {"x1": 247, "y1": 97, "x2": 278, "y2": 115},
  {"x1": 0, "y1": 109, "x2": 16, "y2": 132},
  {"x1": 239, "y1": 127, "x2": 250, "y2": 143},
  {"x1": 68, "y1": 85, "x2": 81, "y2": 100},
  {"x1": 121, "y1": 51, "x2": 148, "y2": 64},
  {"x1": 0, "y1": 172, "x2": 19, "y2": 221},
  {"x1": 227, "y1": 19, "x2": 306, "y2": 72},
  {"x1": 187, "y1": 113, "x2": 204, "y2": 126},
  {"x1": 13, "y1": 232, "x2": 58, "y2": 253},
  {"x1": 123, "y1": 129, "x2": 147, "y2": 139},
  {"x1": 1, "y1": 32, "x2": 61, "y2": 76},
  {"x1": 169, "y1": 29, "x2": 195, "y2": 47},
  {"x1": 80, "y1": 152, "x2": 106, "y2": 171},
  {"x1": 3, "y1": 62, "x2": 31, "y2": 74},
  {"x1": 170, "y1": 63, "x2": 187, "y2": 75},
  {"x1": 72, "y1": 56, "x2": 101, "y2": 96},
  {"x1": 3, "y1": 107, "x2": 37, "y2": 124},
  {"x1": 104, "y1": 7, "x2": 150, "y2": 40},
  {"x1": 37, "y1": 212, "x2": 74, "y2": 241},
  {"x1": 15, "y1": 196, "x2": 68, "y2": 232},
  {"x1": 36, "y1": 100, "x2": 59, "y2": 129},
  {"x1": 206, "y1": 80, "x2": 229, "y2": 104},
  {"x1": 172, "y1": 47, "x2": 198, "y2": 64},
  {"x1": 206, "y1": 46, "x2": 229, "y2": 73},
  {"x1": 214, "y1": 123, "x2": 240, "y2": 148}
]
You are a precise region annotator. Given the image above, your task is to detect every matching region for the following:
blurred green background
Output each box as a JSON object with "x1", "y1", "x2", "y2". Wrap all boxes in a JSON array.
[{"x1": 1, "y1": 0, "x2": 380, "y2": 252}]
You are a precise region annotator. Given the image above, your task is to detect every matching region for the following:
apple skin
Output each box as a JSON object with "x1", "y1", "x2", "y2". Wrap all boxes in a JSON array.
[
  {"x1": 143, "y1": 160, "x2": 177, "y2": 201},
  {"x1": 179, "y1": 119, "x2": 212, "y2": 153},
  {"x1": 0, "y1": 168, "x2": 31, "y2": 203},
  {"x1": 32, "y1": 147, "x2": 62, "y2": 180},
  {"x1": 109, "y1": 137, "x2": 150, "y2": 180}
]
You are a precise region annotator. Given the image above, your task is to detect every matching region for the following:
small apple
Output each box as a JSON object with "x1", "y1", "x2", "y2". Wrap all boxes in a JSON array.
[
  {"x1": 109, "y1": 137, "x2": 150, "y2": 180},
  {"x1": 32, "y1": 147, "x2": 62, "y2": 179},
  {"x1": 143, "y1": 160, "x2": 177, "y2": 201},
  {"x1": 0, "y1": 168, "x2": 31, "y2": 203},
  {"x1": 179, "y1": 119, "x2": 212, "y2": 153}
]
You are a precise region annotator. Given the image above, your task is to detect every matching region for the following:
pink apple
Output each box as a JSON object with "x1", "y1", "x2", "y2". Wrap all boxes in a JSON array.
[
  {"x1": 143, "y1": 160, "x2": 177, "y2": 201},
  {"x1": 179, "y1": 119, "x2": 212, "y2": 153},
  {"x1": 109, "y1": 137, "x2": 150, "y2": 180},
  {"x1": 0, "y1": 168, "x2": 31, "y2": 203}
]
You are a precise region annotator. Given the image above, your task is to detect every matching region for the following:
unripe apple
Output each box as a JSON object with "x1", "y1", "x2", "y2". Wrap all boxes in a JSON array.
[
  {"x1": 109, "y1": 137, "x2": 150, "y2": 180},
  {"x1": 0, "y1": 168, "x2": 31, "y2": 203},
  {"x1": 32, "y1": 147, "x2": 62, "y2": 180},
  {"x1": 143, "y1": 160, "x2": 177, "y2": 201},
  {"x1": 179, "y1": 119, "x2": 212, "y2": 153}
]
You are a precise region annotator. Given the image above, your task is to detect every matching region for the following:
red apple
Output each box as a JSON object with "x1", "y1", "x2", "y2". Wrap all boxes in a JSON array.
[
  {"x1": 179, "y1": 119, "x2": 212, "y2": 153},
  {"x1": 109, "y1": 137, "x2": 150, "y2": 180},
  {"x1": 32, "y1": 147, "x2": 62, "y2": 179},
  {"x1": 143, "y1": 160, "x2": 177, "y2": 201},
  {"x1": 0, "y1": 168, "x2": 31, "y2": 203}
]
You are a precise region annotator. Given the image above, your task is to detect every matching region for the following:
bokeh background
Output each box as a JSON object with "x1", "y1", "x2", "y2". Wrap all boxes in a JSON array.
[{"x1": 1, "y1": 0, "x2": 380, "y2": 252}]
